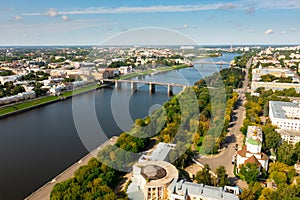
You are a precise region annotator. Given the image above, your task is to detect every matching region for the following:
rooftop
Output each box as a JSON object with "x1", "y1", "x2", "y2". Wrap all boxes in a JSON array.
[
  {"x1": 141, "y1": 165, "x2": 167, "y2": 180},
  {"x1": 244, "y1": 155, "x2": 262, "y2": 167},
  {"x1": 246, "y1": 126, "x2": 263, "y2": 142},
  {"x1": 139, "y1": 142, "x2": 175, "y2": 162},
  {"x1": 171, "y1": 180, "x2": 239, "y2": 200},
  {"x1": 269, "y1": 101, "x2": 300, "y2": 119},
  {"x1": 246, "y1": 138, "x2": 261, "y2": 146}
]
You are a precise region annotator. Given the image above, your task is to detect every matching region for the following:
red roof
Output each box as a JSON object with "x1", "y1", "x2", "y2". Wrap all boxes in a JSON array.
[{"x1": 244, "y1": 155, "x2": 261, "y2": 167}]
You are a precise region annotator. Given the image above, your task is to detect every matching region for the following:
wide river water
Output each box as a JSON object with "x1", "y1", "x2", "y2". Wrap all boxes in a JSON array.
[{"x1": 0, "y1": 53, "x2": 239, "y2": 200}]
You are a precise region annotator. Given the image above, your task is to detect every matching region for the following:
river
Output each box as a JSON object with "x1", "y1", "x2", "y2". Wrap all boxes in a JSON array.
[{"x1": 0, "y1": 53, "x2": 239, "y2": 200}]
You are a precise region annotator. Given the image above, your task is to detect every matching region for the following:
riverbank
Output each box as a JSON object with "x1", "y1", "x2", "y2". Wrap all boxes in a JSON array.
[
  {"x1": 0, "y1": 65, "x2": 190, "y2": 119},
  {"x1": 0, "y1": 83, "x2": 102, "y2": 119},
  {"x1": 116, "y1": 64, "x2": 190, "y2": 80},
  {"x1": 24, "y1": 136, "x2": 118, "y2": 200}
]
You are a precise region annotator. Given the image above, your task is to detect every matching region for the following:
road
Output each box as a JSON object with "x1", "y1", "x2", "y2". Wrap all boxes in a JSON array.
[
  {"x1": 192, "y1": 59, "x2": 252, "y2": 189},
  {"x1": 24, "y1": 137, "x2": 118, "y2": 200}
]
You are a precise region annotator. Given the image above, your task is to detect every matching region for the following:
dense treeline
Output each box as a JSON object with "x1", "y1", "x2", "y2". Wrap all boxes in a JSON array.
[
  {"x1": 99, "y1": 68, "x2": 244, "y2": 168},
  {"x1": 0, "y1": 70, "x2": 14, "y2": 76},
  {"x1": 239, "y1": 87, "x2": 300, "y2": 199},
  {"x1": 234, "y1": 51, "x2": 258, "y2": 68},
  {"x1": 51, "y1": 66, "x2": 246, "y2": 198},
  {"x1": 0, "y1": 82, "x2": 25, "y2": 97},
  {"x1": 99, "y1": 67, "x2": 245, "y2": 170},
  {"x1": 50, "y1": 158, "x2": 128, "y2": 200},
  {"x1": 21, "y1": 71, "x2": 50, "y2": 81},
  {"x1": 195, "y1": 164, "x2": 230, "y2": 187}
]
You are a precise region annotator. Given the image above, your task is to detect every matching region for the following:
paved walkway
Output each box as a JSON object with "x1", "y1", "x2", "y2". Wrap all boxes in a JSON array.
[{"x1": 24, "y1": 137, "x2": 118, "y2": 200}]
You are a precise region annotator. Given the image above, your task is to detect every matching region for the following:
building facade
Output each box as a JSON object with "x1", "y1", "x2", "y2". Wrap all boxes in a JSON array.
[
  {"x1": 236, "y1": 126, "x2": 269, "y2": 172},
  {"x1": 269, "y1": 101, "x2": 300, "y2": 131},
  {"x1": 127, "y1": 143, "x2": 239, "y2": 200}
]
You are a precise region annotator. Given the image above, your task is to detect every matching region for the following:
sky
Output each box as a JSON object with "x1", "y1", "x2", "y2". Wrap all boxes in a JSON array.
[{"x1": 0, "y1": 0, "x2": 300, "y2": 46}]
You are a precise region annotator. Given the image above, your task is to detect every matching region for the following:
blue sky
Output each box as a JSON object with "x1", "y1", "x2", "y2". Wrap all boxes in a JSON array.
[{"x1": 1, "y1": 0, "x2": 300, "y2": 45}]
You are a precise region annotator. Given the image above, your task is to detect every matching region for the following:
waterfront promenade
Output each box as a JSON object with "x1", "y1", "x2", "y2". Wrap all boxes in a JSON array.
[{"x1": 24, "y1": 137, "x2": 118, "y2": 200}]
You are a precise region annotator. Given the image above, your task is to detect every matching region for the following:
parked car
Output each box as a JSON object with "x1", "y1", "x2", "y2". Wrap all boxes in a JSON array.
[
  {"x1": 232, "y1": 155, "x2": 237, "y2": 164},
  {"x1": 235, "y1": 144, "x2": 238, "y2": 151}
]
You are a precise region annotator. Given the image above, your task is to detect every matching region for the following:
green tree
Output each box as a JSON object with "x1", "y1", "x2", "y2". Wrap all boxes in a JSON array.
[
  {"x1": 258, "y1": 188, "x2": 276, "y2": 200},
  {"x1": 11, "y1": 85, "x2": 25, "y2": 95},
  {"x1": 215, "y1": 166, "x2": 229, "y2": 187},
  {"x1": 195, "y1": 164, "x2": 212, "y2": 185},
  {"x1": 293, "y1": 142, "x2": 300, "y2": 162},
  {"x1": 262, "y1": 125, "x2": 281, "y2": 151},
  {"x1": 239, "y1": 163, "x2": 260, "y2": 184},
  {"x1": 201, "y1": 135, "x2": 216, "y2": 154},
  {"x1": 0, "y1": 88, "x2": 5, "y2": 97},
  {"x1": 239, "y1": 188, "x2": 256, "y2": 200},
  {"x1": 270, "y1": 172, "x2": 287, "y2": 185},
  {"x1": 277, "y1": 141, "x2": 296, "y2": 166}
]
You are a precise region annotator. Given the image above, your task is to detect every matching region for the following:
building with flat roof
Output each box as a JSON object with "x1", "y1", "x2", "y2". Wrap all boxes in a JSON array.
[
  {"x1": 170, "y1": 181, "x2": 239, "y2": 200},
  {"x1": 276, "y1": 129, "x2": 300, "y2": 145},
  {"x1": 269, "y1": 101, "x2": 300, "y2": 131},
  {"x1": 251, "y1": 82, "x2": 300, "y2": 92},
  {"x1": 252, "y1": 67, "x2": 298, "y2": 82},
  {"x1": 139, "y1": 142, "x2": 175, "y2": 162}
]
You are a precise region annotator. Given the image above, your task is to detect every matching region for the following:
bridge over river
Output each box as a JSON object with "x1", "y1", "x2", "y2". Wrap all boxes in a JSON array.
[
  {"x1": 101, "y1": 79, "x2": 187, "y2": 95},
  {"x1": 193, "y1": 60, "x2": 231, "y2": 68}
]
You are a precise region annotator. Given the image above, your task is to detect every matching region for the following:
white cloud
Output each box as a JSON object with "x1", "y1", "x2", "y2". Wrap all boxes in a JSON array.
[
  {"x1": 62, "y1": 15, "x2": 70, "y2": 21},
  {"x1": 281, "y1": 31, "x2": 287, "y2": 34},
  {"x1": 218, "y1": 3, "x2": 236, "y2": 10},
  {"x1": 23, "y1": 3, "x2": 237, "y2": 16},
  {"x1": 175, "y1": 24, "x2": 189, "y2": 30},
  {"x1": 245, "y1": 6, "x2": 256, "y2": 14},
  {"x1": 14, "y1": 16, "x2": 23, "y2": 21},
  {"x1": 254, "y1": 0, "x2": 300, "y2": 10},
  {"x1": 264, "y1": 29, "x2": 274, "y2": 35},
  {"x1": 21, "y1": 0, "x2": 300, "y2": 17},
  {"x1": 44, "y1": 8, "x2": 59, "y2": 17},
  {"x1": 291, "y1": 28, "x2": 297, "y2": 32}
]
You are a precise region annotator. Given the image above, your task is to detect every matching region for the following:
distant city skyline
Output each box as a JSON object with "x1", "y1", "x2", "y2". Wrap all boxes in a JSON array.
[{"x1": 1, "y1": 0, "x2": 300, "y2": 45}]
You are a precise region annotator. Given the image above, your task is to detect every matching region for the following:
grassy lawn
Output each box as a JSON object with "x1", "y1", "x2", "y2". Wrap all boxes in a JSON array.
[
  {"x1": 117, "y1": 64, "x2": 189, "y2": 80},
  {"x1": 0, "y1": 96, "x2": 59, "y2": 116},
  {"x1": 61, "y1": 84, "x2": 99, "y2": 97},
  {"x1": 0, "y1": 106, "x2": 19, "y2": 115},
  {"x1": 0, "y1": 65, "x2": 189, "y2": 117},
  {"x1": 194, "y1": 136, "x2": 204, "y2": 152},
  {"x1": 116, "y1": 70, "x2": 154, "y2": 80}
]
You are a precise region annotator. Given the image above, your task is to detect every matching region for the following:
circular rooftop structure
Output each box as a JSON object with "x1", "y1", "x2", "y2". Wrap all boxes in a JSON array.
[{"x1": 141, "y1": 165, "x2": 167, "y2": 180}]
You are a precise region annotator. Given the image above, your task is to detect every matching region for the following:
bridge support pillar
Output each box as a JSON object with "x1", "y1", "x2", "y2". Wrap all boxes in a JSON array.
[
  {"x1": 149, "y1": 83, "x2": 155, "y2": 94},
  {"x1": 115, "y1": 81, "x2": 121, "y2": 88},
  {"x1": 131, "y1": 82, "x2": 137, "y2": 92},
  {"x1": 167, "y1": 85, "x2": 173, "y2": 96}
]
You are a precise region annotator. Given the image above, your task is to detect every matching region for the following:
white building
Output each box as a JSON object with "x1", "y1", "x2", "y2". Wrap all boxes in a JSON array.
[
  {"x1": 170, "y1": 181, "x2": 239, "y2": 200},
  {"x1": 236, "y1": 126, "x2": 269, "y2": 172},
  {"x1": 250, "y1": 66, "x2": 300, "y2": 92},
  {"x1": 276, "y1": 129, "x2": 300, "y2": 145},
  {"x1": 18, "y1": 91, "x2": 36, "y2": 100},
  {"x1": 0, "y1": 75, "x2": 21, "y2": 84},
  {"x1": 50, "y1": 85, "x2": 65, "y2": 95},
  {"x1": 0, "y1": 91, "x2": 36, "y2": 105},
  {"x1": 127, "y1": 143, "x2": 239, "y2": 200},
  {"x1": 269, "y1": 101, "x2": 300, "y2": 131},
  {"x1": 251, "y1": 82, "x2": 300, "y2": 92},
  {"x1": 119, "y1": 66, "x2": 132, "y2": 75}
]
